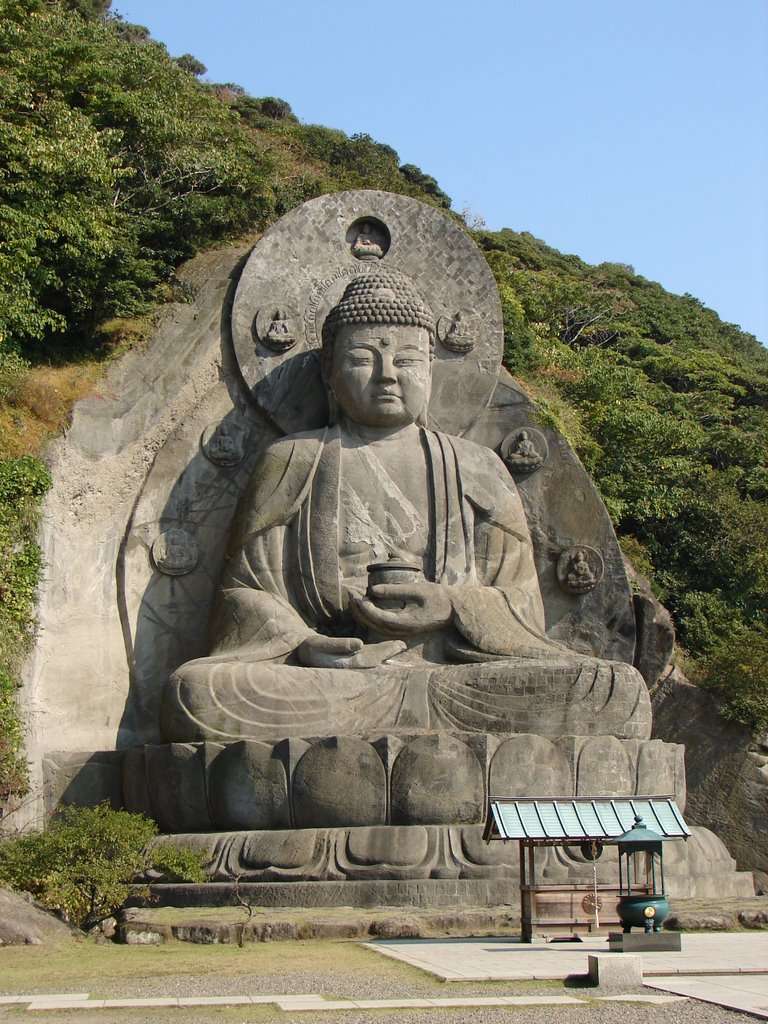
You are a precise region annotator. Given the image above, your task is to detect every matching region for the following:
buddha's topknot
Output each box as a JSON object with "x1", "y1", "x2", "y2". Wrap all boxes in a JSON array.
[{"x1": 322, "y1": 266, "x2": 435, "y2": 353}]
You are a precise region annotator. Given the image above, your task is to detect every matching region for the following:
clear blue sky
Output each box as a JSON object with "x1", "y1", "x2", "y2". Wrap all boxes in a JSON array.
[{"x1": 114, "y1": 0, "x2": 768, "y2": 344}]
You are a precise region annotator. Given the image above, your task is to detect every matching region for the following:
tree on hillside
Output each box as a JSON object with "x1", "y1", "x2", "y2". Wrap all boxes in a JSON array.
[
  {"x1": 0, "y1": 0, "x2": 273, "y2": 352},
  {"x1": 174, "y1": 54, "x2": 207, "y2": 77},
  {"x1": 58, "y1": 0, "x2": 112, "y2": 19}
]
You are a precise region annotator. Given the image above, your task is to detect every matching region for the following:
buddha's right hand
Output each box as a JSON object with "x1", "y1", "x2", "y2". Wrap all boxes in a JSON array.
[{"x1": 297, "y1": 635, "x2": 407, "y2": 669}]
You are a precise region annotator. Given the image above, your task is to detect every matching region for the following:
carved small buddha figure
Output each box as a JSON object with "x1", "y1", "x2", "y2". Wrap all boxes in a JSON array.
[
  {"x1": 161, "y1": 267, "x2": 651, "y2": 743},
  {"x1": 511, "y1": 430, "x2": 537, "y2": 460},
  {"x1": 265, "y1": 309, "x2": 295, "y2": 351},
  {"x1": 567, "y1": 548, "x2": 597, "y2": 592},
  {"x1": 154, "y1": 529, "x2": 197, "y2": 576},
  {"x1": 207, "y1": 422, "x2": 240, "y2": 464},
  {"x1": 352, "y1": 222, "x2": 385, "y2": 260}
]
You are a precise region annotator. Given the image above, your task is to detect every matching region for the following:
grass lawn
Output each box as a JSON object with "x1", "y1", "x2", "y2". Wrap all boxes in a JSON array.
[
  {"x1": 0, "y1": 938, "x2": 569, "y2": 1023},
  {"x1": 1, "y1": 938, "x2": 413, "y2": 990}
]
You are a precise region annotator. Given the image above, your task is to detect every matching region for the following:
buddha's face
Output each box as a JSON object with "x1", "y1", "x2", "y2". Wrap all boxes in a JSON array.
[{"x1": 330, "y1": 323, "x2": 431, "y2": 428}]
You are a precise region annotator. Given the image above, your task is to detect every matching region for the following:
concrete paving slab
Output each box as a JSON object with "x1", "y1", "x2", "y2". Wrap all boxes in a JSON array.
[
  {"x1": 101, "y1": 998, "x2": 181, "y2": 1007},
  {"x1": 252, "y1": 996, "x2": 310, "y2": 1005},
  {"x1": 21, "y1": 994, "x2": 90, "y2": 1001},
  {"x1": 366, "y1": 934, "x2": 768, "y2": 1020},
  {"x1": 273, "y1": 994, "x2": 326, "y2": 1001},
  {"x1": 27, "y1": 1001, "x2": 106, "y2": 1011},
  {"x1": 421, "y1": 998, "x2": 513, "y2": 1007},
  {"x1": 276, "y1": 999, "x2": 356, "y2": 1011},
  {"x1": 352, "y1": 999, "x2": 437, "y2": 1008},
  {"x1": 366, "y1": 937, "x2": 590, "y2": 980},
  {"x1": 270, "y1": 995, "x2": 327, "y2": 1003},
  {"x1": 367, "y1": 933, "x2": 768, "y2": 981},
  {"x1": 597, "y1": 994, "x2": 689, "y2": 1003},
  {"x1": 177, "y1": 995, "x2": 256, "y2": 1005},
  {"x1": 499, "y1": 996, "x2": 586, "y2": 1005},
  {"x1": 647, "y1": 975, "x2": 768, "y2": 1020}
]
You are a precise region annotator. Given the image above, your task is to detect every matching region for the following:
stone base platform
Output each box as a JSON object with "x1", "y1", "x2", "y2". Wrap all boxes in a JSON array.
[
  {"x1": 148, "y1": 824, "x2": 753, "y2": 902},
  {"x1": 143, "y1": 878, "x2": 517, "y2": 910},
  {"x1": 608, "y1": 931, "x2": 683, "y2": 952},
  {"x1": 44, "y1": 731, "x2": 753, "y2": 907}
]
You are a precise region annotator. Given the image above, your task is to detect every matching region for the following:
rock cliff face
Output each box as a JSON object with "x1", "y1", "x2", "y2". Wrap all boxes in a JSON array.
[
  {"x1": 16, "y1": 244, "x2": 254, "y2": 822},
  {"x1": 13, "y1": 192, "x2": 757, "y2": 906},
  {"x1": 652, "y1": 668, "x2": 768, "y2": 894}
]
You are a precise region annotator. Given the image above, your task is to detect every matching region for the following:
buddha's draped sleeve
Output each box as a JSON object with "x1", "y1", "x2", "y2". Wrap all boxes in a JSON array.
[
  {"x1": 208, "y1": 434, "x2": 323, "y2": 661},
  {"x1": 440, "y1": 436, "x2": 556, "y2": 659}
]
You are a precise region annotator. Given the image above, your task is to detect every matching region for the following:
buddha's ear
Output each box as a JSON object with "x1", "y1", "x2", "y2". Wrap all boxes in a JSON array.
[
  {"x1": 416, "y1": 375, "x2": 432, "y2": 428},
  {"x1": 319, "y1": 331, "x2": 339, "y2": 424},
  {"x1": 326, "y1": 390, "x2": 340, "y2": 425}
]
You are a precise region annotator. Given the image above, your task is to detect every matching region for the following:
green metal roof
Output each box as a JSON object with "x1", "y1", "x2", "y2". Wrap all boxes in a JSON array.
[{"x1": 483, "y1": 797, "x2": 691, "y2": 843}]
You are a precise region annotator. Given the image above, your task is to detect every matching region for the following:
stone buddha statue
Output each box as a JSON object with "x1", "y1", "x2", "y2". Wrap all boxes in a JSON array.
[
  {"x1": 111, "y1": 192, "x2": 740, "y2": 893},
  {"x1": 161, "y1": 266, "x2": 651, "y2": 744}
]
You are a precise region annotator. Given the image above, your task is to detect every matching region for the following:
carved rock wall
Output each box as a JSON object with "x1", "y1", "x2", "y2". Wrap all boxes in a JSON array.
[
  {"x1": 652, "y1": 668, "x2": 768, "y2": 893},
  {"x1": 18, "y1": 246, "x2": 254, "y2": 822},
  {"x1": 21, "y1": 194, "x2": 655, "y2": 831},
  {"x1": 13, "y1": 190, "x2": 754, "y2": 912},
  {"x1": 465, "y1": 373, "x2": 636, "y2": 663}
]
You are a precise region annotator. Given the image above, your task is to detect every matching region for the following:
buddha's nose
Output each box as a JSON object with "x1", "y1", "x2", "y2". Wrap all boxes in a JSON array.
[{"x1": 378, "y1": 355, "x2": 397, "y2": 382}]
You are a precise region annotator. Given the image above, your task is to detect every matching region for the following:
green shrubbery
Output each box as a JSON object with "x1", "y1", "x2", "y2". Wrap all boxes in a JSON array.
[
  {"x1": 0, "y1": 1, "x2": 457, "y2": 359},
  {"x1": 702, "y1": 626, "x2": 768, "y2": 732},
  {"x1": 0, "y1": 669, "x2": 26, "y2": 802},
  {"x1": 0, "y1": 454, "x2": 51, "y2": 800},
  {"x1": 0, "y1": 350, "x2": 30, "y2": 400},
  {"x1": 0, "y1": 803, "x2": 207, "y2": 929}
]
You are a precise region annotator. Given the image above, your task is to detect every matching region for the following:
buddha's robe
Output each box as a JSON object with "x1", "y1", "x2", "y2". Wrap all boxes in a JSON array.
[{"x1": 161, "y1": 426, "x2": 651, "y2": 742}]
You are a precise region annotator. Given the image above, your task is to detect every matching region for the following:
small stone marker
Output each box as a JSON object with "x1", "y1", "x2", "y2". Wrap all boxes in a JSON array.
[{"x1": 588, "y1": 953, "x2": 643, "y2": 992}]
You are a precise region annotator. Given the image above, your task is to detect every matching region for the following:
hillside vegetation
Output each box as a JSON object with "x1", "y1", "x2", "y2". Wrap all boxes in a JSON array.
[{"x1": 0, "y1": 0, "x2": 766, "y2": 802}]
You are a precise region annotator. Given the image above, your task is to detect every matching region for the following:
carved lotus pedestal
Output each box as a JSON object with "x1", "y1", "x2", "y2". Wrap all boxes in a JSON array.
[
  {"x1": 117, "y1": 728, "x2": 725, "y2": 906},
  {"x1": 125, "y1": 732, "x2": 686, "y2": 835},
  {"x1": 119, "y1": 729, "x2": 752, "y2": 906}
]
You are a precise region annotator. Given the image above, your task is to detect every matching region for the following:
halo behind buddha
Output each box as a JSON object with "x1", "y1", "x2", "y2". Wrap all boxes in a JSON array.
[{"x1": 231, "y1": 190, "x2": 503, "y2": 437}]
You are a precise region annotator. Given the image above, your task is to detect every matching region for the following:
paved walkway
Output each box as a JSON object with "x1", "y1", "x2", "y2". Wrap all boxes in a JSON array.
[
  {"x1": 367, "y1": 933, "x2": 768, "y2": 1019},
  {"x1": 0, "y1": 992, "x2": 684, "y2": 1012},
  {"x1": 646, "y1": 976, "x2": 768, "y2": 1020}
]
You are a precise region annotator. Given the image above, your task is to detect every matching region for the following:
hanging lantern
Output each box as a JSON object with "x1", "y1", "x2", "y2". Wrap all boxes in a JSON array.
[{"x1": 615, "y1": 813, "x2": 669, "y2": 933}]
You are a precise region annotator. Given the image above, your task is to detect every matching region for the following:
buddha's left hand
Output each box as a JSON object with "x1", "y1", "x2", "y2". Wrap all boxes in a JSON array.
[{"x1": 349, "y1": 583, "x2": 452, "y2": 635}]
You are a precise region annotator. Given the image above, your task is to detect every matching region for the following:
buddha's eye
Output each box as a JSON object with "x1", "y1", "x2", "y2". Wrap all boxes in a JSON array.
[{"x1": 395, "y1": 357, "x2": 422, "y2": 367}]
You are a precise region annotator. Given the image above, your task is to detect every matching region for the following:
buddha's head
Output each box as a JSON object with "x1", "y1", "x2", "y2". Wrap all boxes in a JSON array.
[{"x1": 321, "y1": 268, "x2": 436, "y2": 428}]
